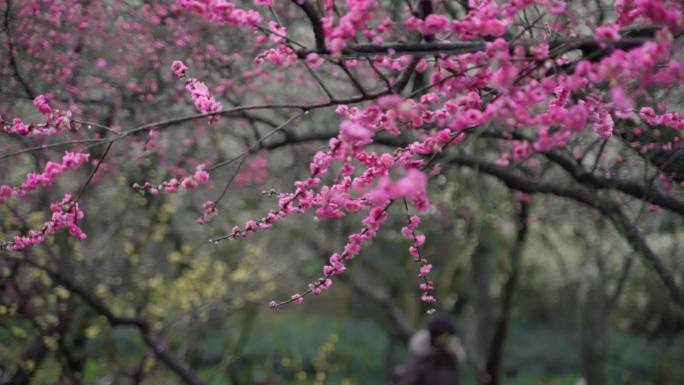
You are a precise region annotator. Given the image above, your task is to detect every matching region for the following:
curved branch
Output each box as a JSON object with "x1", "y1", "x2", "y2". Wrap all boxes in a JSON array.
[
  {"x1": 3, "y1": 0, "x2": 35, "y2": 98},
  {"x1": 546, "y1": 150, "x2": 684, "y2": 217},
  {"x1": 483, "y1": 130, "x2": 684, "y2": 217},
  {"x1": 292, "y1": 0, "x2": 327, "y2": 52},
  {"x1": 446, "y1": 154, "x2": 684, "y2": 311},
  {"x1": 486, "y1": 201, "x2": 530, "y2": 385},
  {"x1": 296, "y1": 29, "x2": 663, "y2": 59}
]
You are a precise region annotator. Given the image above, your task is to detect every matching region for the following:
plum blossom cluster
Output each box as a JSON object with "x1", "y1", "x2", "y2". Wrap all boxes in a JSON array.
[
  {"x1": 405, "y1": 6, "x2": 508, "y2": 39},
  {"x1": 365, "y1": 169, "x2": 430, "y2": 211},
  {"x1": 0, "y1": 152, "x2": 90, "y2": 203},
  {"x1": 2, "y1": 194, "x2": 86, "y2": 251},
  {"x1": 132, "y1": 165, "x2": 210, "y2": 195},
  {"x1": 254, "y1": 45, "x2": 298, "y2": 67},
  {"x1": 487, "y1": 28, "x2": 681, "y2": 161},
  {"x1": 639, "y1": 107, "x2": 684, "y2": 130},
  {"x1": 401, "y1": 215, "x2": 436, "y2": 304},
  {"x1": 224, "y1": 100, "x2": 479, "y2": 306},
  {"x1": 614, "y1": 0, "x2": 684, "y2": 31},
  {"x1": 595, "y1": 24, "x2": 622, "y2": 44},
  {"x1": 217, "y1": 146, "x2": 336, "y2": 241},
  {"x1": 265, "y1": 160, "x2": 438, "y2": 308},
  {"x1": 171, "y1": 60, "x2": 222, "y2": 122},
  {"x1": 177, "y1": 0, "x2": 295, "y2": 54},
  {"x1": 321, "y1": 0, "x2": 378, "y2": 55},
  {"x1": 1, "y1": 95, "x2": 74, "y2": 137},
  {"x1": 263, "y1": 20, "x2": 287, "y2": 44},
  {"x1": 176, "y1": 0, "x2": 262, "y2": 27},
  {"x1": 220, "y1": 110, "x2": 448, "y2": 242},
  {"x1": 401, "y1": 0, "x2": 571, "y2": 41}
]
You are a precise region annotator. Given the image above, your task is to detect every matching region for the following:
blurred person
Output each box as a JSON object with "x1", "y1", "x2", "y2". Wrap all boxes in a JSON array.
[{"x1": 393, "y1": 314, "x2": 466, "y2": 385}]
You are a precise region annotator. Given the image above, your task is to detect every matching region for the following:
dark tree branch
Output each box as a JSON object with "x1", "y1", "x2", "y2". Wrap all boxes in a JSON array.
[
  {"x1": 446, "y1": 154, "x2": 684, "y2": 311},
  {"x1": 296, "y1": 27, "x2": 664, "y2": 59},
  {"x1": 483, "y1": 130, "x2": 684, "y2": 217},
  {"x1": 292, "y1": 0, "x2": 327, "y2": 52},
  {"x1": 393, "y1": 56, "x2": 421, "y2": 94},
  {"x1": 3, "y1": 0, "x2": 35, "y2": 99},
  {"x1": 599, "y1": 202, "x2": 684, "y2": 312},
  {"x1": 542, "y1": 148, "x2": 684, "y2": 217},
  {"x1": 606, "y1": 252, "x2": 635, "y2": 313},
  {"x1": 485, "y1": 201, "x2": 530, "y2": 385}
]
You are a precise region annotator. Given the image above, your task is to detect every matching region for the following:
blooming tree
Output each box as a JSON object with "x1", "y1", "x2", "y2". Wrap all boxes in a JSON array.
[{"x1": 1, "y1": 0, "x2": 683, "y2": 384}]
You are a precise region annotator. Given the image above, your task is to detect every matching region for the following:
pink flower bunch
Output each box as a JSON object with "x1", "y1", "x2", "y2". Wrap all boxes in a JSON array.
[
  {"x1": 185, "y1": 79, "x2": 223, "y2": 121},
  {"x1": 614, "y1": 0, "x2": 684, "y2": 31},
  {"x1": 524, "y1": 102, "x2": 589, "y2": 152},
  {"x1": 401, "y1": 215, "x2": 436, "y2": 304},
  {"x1": 512, "y1": 141, "x2": 533, "y2": 161},
  {"x1": 234, "y1": 125, "x2": 420, "y2": 241},
  {"x1": 305, "y1": 205, "x2": 390, "y2": 296},
  {"x1": 1, "y1": 95, "x2": 73, "y2": 137},
  {"x1": 322, "y1": 0, "x2": 378, "y2": 55},
  {"x1": 225, "y1": 177, "x2": 322, "y2": 239},
  {"x1": 254, "y1": 45, "x2": 298, "y2": 67},
  {"x1": 267, "y1": 20, "x2": 287, "y2": 43},
  {"x1": 33, "y1": 95, "x2": 53, "y2": 115},
  {"x1": 220, "y1": 142, "x2": 342, "y2": 241},
  {"x1": 305, "y1": 53, "x2": 325, "y2": 69},
  {"x1": 280, "y1": 195, "x2": 433, "y2": 307},
  {"x1": 236, "y1": 123, "x2": 463, "y2": 307},
  {"x1": 5, "y1": 194, "x2": 86, "y2": 251},
  {"x1": 132, "y1": 165, "x2": 210, "y2": 195},
  {"x1": 177, "y1": 0, "x2": 263, "y2": 27},
  {"x1": 405, "y1": 2, "x2": 511, "y2": 41},
  {"x1": 578, "y1": 32, "x2": 676, "y2": 83},
  {"x1": 434, "y1": 14, "x2": 507, "y2": 38},
  {"x1": 530, "y1": 43, "x2": 550, "y2": 60},
  {"x1": 365, "y1": 169, "x2": 429, "y2": 211},
  {"x1": 170, "y1": 60, "x2": 223, "y2": 122},
  {"x1": 312, "y1": 178, "x2": 362, "y2": 219},
  {"x1": 0, "y1": 152, "x2": 90, "y2": 203},
  {"x1": 339, "y1": 120, "x2": 374, "y2": 147},
  {"x1": 595, "y1": 24, "x2": 621, "y2": 44},
  {"x1": 593, "y1": 112, "x2": 615, "y2": 139},
  {"x1": 308, "y1": 278, "x2": 333, "y2": 297},
  {"x1": 420, "y1": 14, "x2": 450, "y2": 36},
  {"x1": 171, "y1": 60, "x2": 188, "y2": 77},
  {"x1": 171, "y1": 60, "x2": 223, "y2": 123},
  {"x1": 494, "y1": 30, "x2": 679, "y2": 160},
  {"x1": 639, "y1": 107, "x2": 684, "y2": 130}
]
